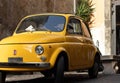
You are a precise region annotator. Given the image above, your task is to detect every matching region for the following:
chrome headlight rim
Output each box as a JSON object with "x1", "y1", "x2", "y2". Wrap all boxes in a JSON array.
[{"x1": 35, "y1": 45, "x2": 44, "y2": 55}]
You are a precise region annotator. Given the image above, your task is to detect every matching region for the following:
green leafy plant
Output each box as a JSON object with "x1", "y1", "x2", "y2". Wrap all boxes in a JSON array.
[{"x1": 76, "y1": 0, "x2": 94, "y2": 26}]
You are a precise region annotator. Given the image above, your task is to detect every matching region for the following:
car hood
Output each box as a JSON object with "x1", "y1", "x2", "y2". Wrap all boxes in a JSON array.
[{"x1": 0, "y1": 33, "x2": 65, "y2": 44}]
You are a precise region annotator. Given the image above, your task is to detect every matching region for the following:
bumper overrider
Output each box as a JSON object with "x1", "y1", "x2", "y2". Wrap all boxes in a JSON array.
[{"x1": 0, "y1": 62, "x2": 50, "y2": 68}]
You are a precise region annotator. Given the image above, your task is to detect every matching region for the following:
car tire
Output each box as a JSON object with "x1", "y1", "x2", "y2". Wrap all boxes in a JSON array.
[
  {"x1": 0, "y1": 71, "x2": 6, "y2": 83},
  {"x1": 54, "y1": 56, "x2": 64, "y2": 83},
  {"x1": 88, "y1": 60, "x2": 99, "y2": 78}
]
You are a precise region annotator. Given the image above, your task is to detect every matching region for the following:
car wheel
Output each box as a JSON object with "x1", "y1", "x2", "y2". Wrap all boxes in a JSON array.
[
  {"x1": 0, "y1": 71, "x2": 6, "y2": 83},
  {"x1": 88, "y1": 60, "x2": 99, "y2": 78},
  {"x1": 54, "y1": 56, "x2": 64, "y2": 83}
]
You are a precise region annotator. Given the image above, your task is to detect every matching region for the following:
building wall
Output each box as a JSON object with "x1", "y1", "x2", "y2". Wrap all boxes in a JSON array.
[
  {"x1": 104, "y1": 0, "x2": 112, "y2": 55},
  {"x1": 91, "y1": 0, "x2": 106, "y2": 55},
  {"x1": 91, "y1": 0, "x2": 114, "y2": 55},
  {"x1": 0, "y1": 0, "x2": 73, "y2": 39},
  {"x1": 0, "y1": 0, "x2": 114, "y2": 55},
  {"x1": 92, "y1": 0, "x2": 105, "y2": 27}
]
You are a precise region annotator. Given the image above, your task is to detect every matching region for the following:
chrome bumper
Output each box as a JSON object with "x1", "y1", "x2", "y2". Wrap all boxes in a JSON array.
[{"x1": 0, "y1": 62, "x2": 50, "y2": 68}]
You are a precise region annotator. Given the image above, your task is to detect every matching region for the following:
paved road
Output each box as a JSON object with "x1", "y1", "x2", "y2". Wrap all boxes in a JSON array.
[
  {"x1": 6, "y1": 73, "x2": 120, "y2": 83},
  {"x1": 6, "y1": 62, "x2": 120, "y2": 83}
]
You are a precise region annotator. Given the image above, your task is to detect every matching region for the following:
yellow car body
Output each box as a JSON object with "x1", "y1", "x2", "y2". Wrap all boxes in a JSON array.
[{"x1": 0, "y1": 13, "x2": 102, "y2": 83}]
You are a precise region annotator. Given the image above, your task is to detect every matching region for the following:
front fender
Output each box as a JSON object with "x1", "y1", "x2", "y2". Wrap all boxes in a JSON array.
[{"x1": 49, "y1": 47, "x2": 67, "y2": 68}]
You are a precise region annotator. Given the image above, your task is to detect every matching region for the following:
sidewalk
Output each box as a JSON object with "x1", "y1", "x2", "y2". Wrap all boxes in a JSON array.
[
  {"x1": 6, "y1": 72, "x2": 44, "y2": 82},
  {"x1": 101, "y1": 55, "x2": 120, "y2": 74}
]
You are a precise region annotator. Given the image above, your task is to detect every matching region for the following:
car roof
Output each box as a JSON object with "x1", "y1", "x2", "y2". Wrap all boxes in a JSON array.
[{"x1": 23, "y1": 13, "x2": 75, "y2": 19}]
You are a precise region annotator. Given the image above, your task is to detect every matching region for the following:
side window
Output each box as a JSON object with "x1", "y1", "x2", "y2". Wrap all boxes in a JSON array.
[
  {"x1": 67, "y1": 18, "x2": 82, "y2": 35},
  {"x1": 81, "y1": 21, "x2": 91, "y2": 38}
]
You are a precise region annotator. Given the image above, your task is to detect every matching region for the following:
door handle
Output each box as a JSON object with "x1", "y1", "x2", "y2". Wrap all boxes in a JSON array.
[{"x1": 80, "y1": 39, "x2": 84, "y2": 43}]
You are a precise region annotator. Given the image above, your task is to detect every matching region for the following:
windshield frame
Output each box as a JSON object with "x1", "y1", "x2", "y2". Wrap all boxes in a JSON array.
[{"x1": 15, "y1": 15, "x2": 66, "y2": 34}]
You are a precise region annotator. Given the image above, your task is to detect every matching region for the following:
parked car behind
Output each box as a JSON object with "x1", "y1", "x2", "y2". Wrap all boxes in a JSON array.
[{"x1": 0, "y1": 13, "x2": 103, "y2": 83}]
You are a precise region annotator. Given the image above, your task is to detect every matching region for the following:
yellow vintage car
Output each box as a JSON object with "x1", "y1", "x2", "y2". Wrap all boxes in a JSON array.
[{"x1": 0, "y1": 13, "x2": 103, "y2": 83}]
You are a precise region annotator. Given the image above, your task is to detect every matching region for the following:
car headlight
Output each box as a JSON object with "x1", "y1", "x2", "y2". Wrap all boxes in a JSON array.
[{"x1": 35, "y1": 45, "x2": 44, "y2": 55}]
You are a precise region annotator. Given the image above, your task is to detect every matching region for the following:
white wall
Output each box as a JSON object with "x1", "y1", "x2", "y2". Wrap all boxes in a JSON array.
[{"x1": 90, "y1": 24, "x2": 106, "y2": 55}]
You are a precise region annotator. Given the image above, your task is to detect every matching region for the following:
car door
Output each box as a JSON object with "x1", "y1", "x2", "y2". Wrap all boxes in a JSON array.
[
  {"x1": 65, "y1": 17, "x2": 87, "y2": 69},
  {"x1": 80, "y1": 21, "x2": 96, "y2": 67}
]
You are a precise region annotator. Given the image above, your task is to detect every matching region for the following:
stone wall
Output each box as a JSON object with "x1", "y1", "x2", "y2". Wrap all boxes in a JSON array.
[
  {"x1": 105, "y1": 0, "x2": 112, "y2": 55},
  {"x1": 0, "y1": 0, "x2": 73, "y2": 40}
]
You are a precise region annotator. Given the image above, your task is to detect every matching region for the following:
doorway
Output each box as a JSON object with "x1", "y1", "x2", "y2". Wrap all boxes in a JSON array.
[{"x1": 116, "y1": 5, "x2": 120, "y2": 55}]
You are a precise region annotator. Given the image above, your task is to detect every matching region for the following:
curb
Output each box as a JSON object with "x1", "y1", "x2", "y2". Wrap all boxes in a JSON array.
[{"x1": 101, "y1": 55, "x2": 120, "y2": 63}]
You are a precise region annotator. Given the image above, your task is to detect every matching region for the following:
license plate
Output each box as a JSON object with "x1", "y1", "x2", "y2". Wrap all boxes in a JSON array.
[{"x1": 8, "y1": 57, "x2": 23, "y2": 63}]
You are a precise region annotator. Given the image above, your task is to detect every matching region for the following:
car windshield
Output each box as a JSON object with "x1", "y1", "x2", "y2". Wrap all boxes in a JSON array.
[{"x1": 16, "y1": 15, "x2": 65, "y2": 33}]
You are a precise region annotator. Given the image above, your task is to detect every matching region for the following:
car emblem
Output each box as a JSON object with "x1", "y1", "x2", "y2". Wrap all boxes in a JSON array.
[{"x1": 13, "y1": 50, "x2": 17, "y2": 55}]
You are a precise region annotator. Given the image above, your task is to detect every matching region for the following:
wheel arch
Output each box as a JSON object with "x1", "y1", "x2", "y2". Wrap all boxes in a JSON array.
[
  {"x1": 49, "y1": 48, "x2": 69, "y2": 71},
  {"x1": 94, "y1": 52, "x2": 101, "y2": 63},
  {"x1": 55, "y1": 51, "x2": 69, "y2": 71}
]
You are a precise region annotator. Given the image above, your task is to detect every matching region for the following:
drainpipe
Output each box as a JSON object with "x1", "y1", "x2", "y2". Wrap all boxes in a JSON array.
[{"x1": 73, "y1": 0, "x2": 76, "y2": 14}]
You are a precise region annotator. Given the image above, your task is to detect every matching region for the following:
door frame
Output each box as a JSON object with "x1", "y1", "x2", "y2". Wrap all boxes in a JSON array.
[{"x1": 111, "y1": 1, "x2": 120, "y2": 55}]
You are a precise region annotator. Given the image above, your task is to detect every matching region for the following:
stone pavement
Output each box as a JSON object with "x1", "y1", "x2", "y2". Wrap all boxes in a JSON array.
[{"x1": 6, "y1": 72, "x2": 44, "y2": 82}]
